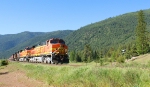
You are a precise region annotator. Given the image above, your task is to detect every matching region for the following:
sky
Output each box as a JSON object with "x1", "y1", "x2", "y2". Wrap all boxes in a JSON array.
[{"x1": 0, "y1": 0, "x2": 150, "y2": 35}]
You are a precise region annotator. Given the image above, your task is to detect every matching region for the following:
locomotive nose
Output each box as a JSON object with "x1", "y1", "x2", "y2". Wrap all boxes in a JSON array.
[{"x1": 58, "y1": 44, "x2": 66, "y2": 55}]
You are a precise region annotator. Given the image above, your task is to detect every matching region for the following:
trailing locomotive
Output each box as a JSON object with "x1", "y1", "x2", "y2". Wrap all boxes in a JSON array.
[{"x1": 10, "y1": 38, "x2": 69, "y2": 64}]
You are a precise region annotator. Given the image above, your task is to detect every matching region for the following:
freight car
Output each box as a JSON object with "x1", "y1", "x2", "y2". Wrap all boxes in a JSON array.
[{"x1": 10, "y1": 38, "x2": 69, "y2": 64}]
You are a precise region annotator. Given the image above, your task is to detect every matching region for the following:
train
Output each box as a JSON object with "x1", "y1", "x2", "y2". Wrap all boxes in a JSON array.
[{"x1": 10, "y1": 38, "x2": 69, "y2": 64}]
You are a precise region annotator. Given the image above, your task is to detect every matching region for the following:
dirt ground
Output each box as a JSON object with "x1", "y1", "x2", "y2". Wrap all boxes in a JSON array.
[{"x1": 0, "y1": 65, "x2": 51, "y2": 87}]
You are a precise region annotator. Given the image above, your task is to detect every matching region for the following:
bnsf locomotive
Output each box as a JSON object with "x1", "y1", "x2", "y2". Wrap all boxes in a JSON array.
[{"x1": 10, "y1": 38, "x2": 69, "y2": 64}]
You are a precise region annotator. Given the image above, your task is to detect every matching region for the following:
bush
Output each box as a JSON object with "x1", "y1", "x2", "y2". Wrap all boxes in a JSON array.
[
  {"x1": 99, "y1": 58, "x2": 104, "y2": 66},
  {"x1": 117, "y1": 56, "x2": 125, "y2": 63},
  {"x1": 1, "y1": 60, "x2": 8, "y2": 66}
]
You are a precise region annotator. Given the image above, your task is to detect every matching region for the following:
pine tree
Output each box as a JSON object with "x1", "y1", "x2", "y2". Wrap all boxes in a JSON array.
[
  {"x1": 135, "y1": 10, "x2": 149, "y2": 54},
  {"x1": 93, "y1": 50, "x2": 99, "y2": 61}
]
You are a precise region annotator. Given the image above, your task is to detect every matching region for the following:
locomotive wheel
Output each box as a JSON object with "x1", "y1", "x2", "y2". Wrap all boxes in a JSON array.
[
  {"x1": 51, "y1": 59, "x2": 58, "y2": 64},
  {"x1": 49, "y1": 61, "x2": 51, "y2": 64},
  {"x1": 61, "y1": 60, "x2": 63, "y2": 64},
  {"x1": 55, "y1": 60, "x2": 58, "y2": 65},
  {"x1": 44, "y1": 60, "x2": 47, "y2": 63},
  {"x1": 55, "y1": 60, "x2": 58, "y2": 64},
  {"x1": 47, "y1": 61, "x2": 50, "y2": 64}
]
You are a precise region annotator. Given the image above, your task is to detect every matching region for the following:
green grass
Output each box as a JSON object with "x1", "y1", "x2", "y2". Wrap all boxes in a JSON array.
[{"x1": 9, "y1": 62, "x2": 150, "y2": 87}]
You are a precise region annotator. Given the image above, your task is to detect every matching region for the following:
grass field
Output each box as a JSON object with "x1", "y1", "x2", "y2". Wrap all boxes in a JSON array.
[{"x1": 1, "y1": 54, "x2": 150, "y2": 87}]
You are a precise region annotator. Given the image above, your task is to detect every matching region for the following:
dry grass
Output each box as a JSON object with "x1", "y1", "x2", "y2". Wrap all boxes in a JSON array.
[{"x1": 126, "y1": 53, "x2": 150, "y2": 64}]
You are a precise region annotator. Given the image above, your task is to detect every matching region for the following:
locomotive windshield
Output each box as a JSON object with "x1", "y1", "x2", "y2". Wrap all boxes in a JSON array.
[
  {"x1": 59, "y1": 39, "x2": 65, "y2": 44},
  {"x1": 50, "y1": 39, "x2": 65, "y2": 44},
  {"x1": 50, "y1": 39, "x2": 58, "y2": 44}
]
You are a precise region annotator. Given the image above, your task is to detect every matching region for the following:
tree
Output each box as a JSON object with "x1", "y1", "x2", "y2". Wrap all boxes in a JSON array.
[
  {"x1": 74, "y1": 52, "x2": 82, "y2": 62},
  {"x1": 69, "y1": 51, "x2": 75, "y2": 62},
  {"x1": 82, "y1": 44, "x2": 93, "y2": 63},
  {"x1": 93, "y1": 50, "x2": 99, "y2": 61},
  {"x1": 135, "y1": 10, "x2": 149, "y2": 54}
]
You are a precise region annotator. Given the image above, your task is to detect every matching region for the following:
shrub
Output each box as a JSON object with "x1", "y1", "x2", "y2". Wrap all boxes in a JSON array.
[
  {"x1": 99, "y1": 58, "x2": 104, "y2": 66},
  {"x1": 117, "y1": 56, "x2": 125, "y2": 63},
  {"x1": 1, "y1": 60, "x2": 8, "y2": 66}
]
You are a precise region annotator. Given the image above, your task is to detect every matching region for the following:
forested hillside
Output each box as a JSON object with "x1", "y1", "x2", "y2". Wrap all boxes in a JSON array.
[
  {"x1": 0, "y1": 30, "x2": 73, "y2": 58},
  {"x1": 0, "y1": 31, "x2": 44, "y2": 52},
  {"x1": 65, "y1": 9, "x2": 150, "y2": 52}
]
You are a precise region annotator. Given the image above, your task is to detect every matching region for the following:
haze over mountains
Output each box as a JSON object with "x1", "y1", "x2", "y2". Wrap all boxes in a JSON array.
[{"x1": 0, "y1": 9, "x2": 150, "y2": 58}]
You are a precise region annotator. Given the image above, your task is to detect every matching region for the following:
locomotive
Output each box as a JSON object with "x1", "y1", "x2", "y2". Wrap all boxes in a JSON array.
[{"x1": 10, "y1": 38, "x2": 69, "y2": 64}]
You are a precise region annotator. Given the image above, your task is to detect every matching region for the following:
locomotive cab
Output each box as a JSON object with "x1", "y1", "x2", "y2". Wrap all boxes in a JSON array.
[{"x1": 48, "y1": 38, "x2": 69, "y2": 64}]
